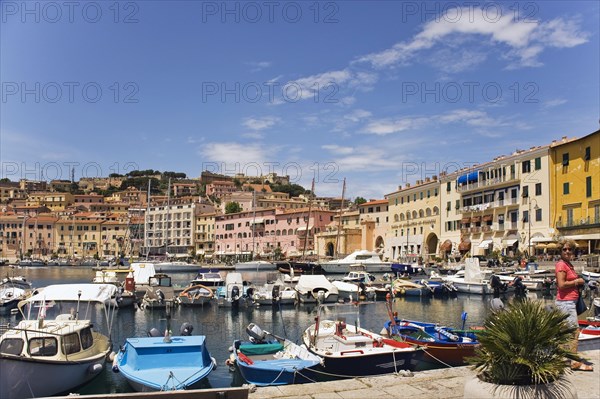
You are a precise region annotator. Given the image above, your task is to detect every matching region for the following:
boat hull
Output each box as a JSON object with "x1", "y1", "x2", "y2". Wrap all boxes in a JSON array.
[
  {"x1": 0, "y1": 351, "x2": 108, "y2": 399},
  {"x1": 116, "y1": 336, "x2": 214, "y2": 391},
  {"x1": 234, "y1": 340, "x2": 321, "y2": 386},
  {"x1": 321, "y1": 263, "x2": 391, "y2": 274}
]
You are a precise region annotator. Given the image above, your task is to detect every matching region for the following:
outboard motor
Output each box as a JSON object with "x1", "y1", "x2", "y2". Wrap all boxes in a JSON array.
[
  {"x1": 148, "y1": 328, "x2": 161, "y2": 337},
  {"x1": 156, "y1": 289, "x2": 165, "y2": 304},
  {"x1": 490, "y1": 274, "x2": 507, "y2": 298},
  {"x1": 512, "y1": 276, "x2": 527, "y2": 298},
  {"x1": 231, "y1": 285, "x2": 240, "y2": 301},
  {"x1": 180, "y1": 322, "x2": 194, "y2": 336},
  {"x1": 246, "y1": 323, "x2": 267, "y2": 343},
  {"x1": 272, "y1": 285, "x2": 281, "y2": 302}
]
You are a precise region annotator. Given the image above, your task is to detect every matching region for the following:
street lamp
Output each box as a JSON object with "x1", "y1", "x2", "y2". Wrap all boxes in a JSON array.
[{"x1": 527, "y1": 197, "x2": 539, "y2": 259}]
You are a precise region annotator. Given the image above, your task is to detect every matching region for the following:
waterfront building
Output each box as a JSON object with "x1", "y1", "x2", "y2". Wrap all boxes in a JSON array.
[
  {"x1": 215, "y1": 207, "x2": 335, "y2": 259},
  {"x1": 195, "y1": 211, "x2": 216, "y2": 260},
  {"x1": 26, "y1": 191, "x2": 74, "y2": 211},
  {"x1": 439, "y1": 143, "x2": 553, "y2": 259},
  {"x1": 358, "y1": 199, "x2": 390, "y2": 257},
  {"x1": 385, "y1": 178, "x2": 441, "y2": 262},
  {"x1": 0, "y1": 180, "x2": 22, "y2": 203},
  {"x1": 100, "y1": 218, "x2": 129, "y2": 258},
  {"x1": 144, "y1": 199, "x2": 215, "y2": 256},
  {"x1": 550, "y1": 130, "x2": 600, "y2": 254},
  {"x1": 0, "y1": 213, "x2": 58, "y2": 259},
  {"x1": 315, "y1": 209, "x2": 362, "y2": 258},
  {"x1": 54, "y1": 215, "x2": 103, "y2": 258}
]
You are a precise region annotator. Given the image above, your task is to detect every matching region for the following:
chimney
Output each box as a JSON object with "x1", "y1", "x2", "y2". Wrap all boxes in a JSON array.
[
  {"x1": 406, "y1": 183, "x2": 411, "y2": 188},
  {"x1": 425, "y1": 177, "x2": 430, "y2": 182},
  {"x1": 433, "y1": 175, "x2": 438, "y2": 180},
  {"x1": 398, "y1": 185, "x2": 402, "y2": 190}
]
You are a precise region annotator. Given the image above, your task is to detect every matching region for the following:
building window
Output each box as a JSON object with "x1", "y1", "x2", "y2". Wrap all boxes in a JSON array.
[
  {"x1": 586, "y1": 176, "x2": 592, "y2": 197},
  {"x1": 446, "y1": 182, "x2": 451, "y2": 192},
  {"x1": 563, "y1": 182, "x2": 569, "y2": 195},
  {"x1": 562, "y1": 153, "x2": 569, "y2": 166},
  {"x1": 534, "y1": 157, "x2": 541, "y2": 170},
  {"x1": 522, "y1": 160, "x2": 531, "y2": 173},
  {"x1": 584, "y1": 146, "x2": 591, "y2": 161},
  {"x1": 566, "y1": 208, "x2": 574, "y2": 225},
  {"x1": 535, "y1": 208, "x2": 542, "y2": 222},
  {"x1": 523, "y1": 210, "x2": 529, "y2": 223},
  {"x1": 446, "y1": 201, "x2": 451, "y2": 211},
  {"x1": 535, "y1": 183, "x2": 542, "y2": 196},
  {"x1": 522, "y1": 186, "x2": 529, "y2": 198}
]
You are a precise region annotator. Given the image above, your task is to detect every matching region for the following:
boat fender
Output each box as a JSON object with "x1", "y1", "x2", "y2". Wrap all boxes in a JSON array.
[
  {"x1": 211, "y1": 356, "x2": 217, "y2": 369},
  {"x1": 401, "y1": 321, "x2": 424, "y2": 331},
  {"x1": 112, "y1": 353, "x2": 120, "y2": 373},
  {"x1": 237, "y1": 351, "x2": 254, "y2": 365},
  {"x1": 434, "y1": 326, "x2": 459, "y2": 341},
  {"x1": 88, "y1": 363, "x2": 103, "y2": 375}
]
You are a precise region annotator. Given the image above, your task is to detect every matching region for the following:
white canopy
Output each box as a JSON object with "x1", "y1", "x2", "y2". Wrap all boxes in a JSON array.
[
  {"x1": 25, "y1": 284, "x2": 117, "y2": 303},
  {"x1": 478, "y1": 239, "x2": 493, "y2": 248}
]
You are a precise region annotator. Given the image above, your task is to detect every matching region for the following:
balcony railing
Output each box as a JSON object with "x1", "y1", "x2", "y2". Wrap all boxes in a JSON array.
[
  {"x1": 557, "y1": 216, "x2": 600, "y2": 229},
  {"x1": 470, "y1": 226, "x2": 481, "y2": 233},
  {"x1": 456, "y1": 174, "x2": 520, "y2": 192}
]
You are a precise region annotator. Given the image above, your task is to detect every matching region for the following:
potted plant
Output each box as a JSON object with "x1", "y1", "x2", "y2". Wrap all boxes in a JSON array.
[{"x1": 464, "y1": 299, "x2": 579, "y2": 398}]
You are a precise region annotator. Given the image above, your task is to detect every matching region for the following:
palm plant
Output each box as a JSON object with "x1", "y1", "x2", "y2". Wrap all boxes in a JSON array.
[{"x1": 469, "y1": 299, "x2": 578, "y2": 385}]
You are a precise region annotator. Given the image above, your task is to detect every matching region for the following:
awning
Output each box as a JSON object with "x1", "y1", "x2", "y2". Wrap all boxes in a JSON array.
[
  {"x1": 458, "y1": 238, "x2": 471, "y2": 252},
  {"x1": 535, "y1": 244, "x2": 547, "y2": 249},
  {"x1": 296, "y1": 225, "x2": 313, "y2": 231},
  {"x1": 457, "y1": 171, "x2": 479, "y2": 185},
  {"x1": 531, "y1": 237, "x2": 555, "y2": 243},
  {"x1": 482, "y1": 214, "x2": 493, "y2": 222},
  {"x1": 546, "y1": 243, "x2": 559, "y2": 249},
  {"x1": 478, "y1": 239, "x2": 493, "y2": 249},
  {"x1": 250, "y1": 218, "x2": 265, "y2": 224},
  {"x1": 461, "y1": 217, "x2": 471, "y2": 223},
  {"x1": 503, "y1": 239, "x2": 518, "y2": 246},
  {"x1": 440, "y1": 239, "x2": 453, "y2": 252}
]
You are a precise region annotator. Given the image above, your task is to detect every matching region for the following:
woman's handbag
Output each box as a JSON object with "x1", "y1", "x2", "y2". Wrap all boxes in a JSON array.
[{"x1": 576, "y1": 288, "x2": 588, "y2": 315}]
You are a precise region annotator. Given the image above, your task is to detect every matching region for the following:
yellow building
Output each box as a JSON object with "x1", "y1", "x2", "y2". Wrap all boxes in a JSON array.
[
  {"x1": 315, "y1": 209, "x2": 362, "y2": 258},
  {"x1": 195, "y1": 211, "x2": 216, "y2": 260},
  {"x1": 550, "y1": 130, "x2": 600, "y2": 254}
]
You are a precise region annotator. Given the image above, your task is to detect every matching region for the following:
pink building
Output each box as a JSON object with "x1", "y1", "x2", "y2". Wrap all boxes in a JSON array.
[
  {"x1": 215, "y1": 207, "x2": 336, "y2": 258},
  {"x1": 206, "y1": 181, "x2": 236, "y2": 198}
]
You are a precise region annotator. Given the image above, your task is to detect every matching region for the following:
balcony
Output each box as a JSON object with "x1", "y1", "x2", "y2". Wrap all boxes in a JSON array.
[
  {"x1": 470, "y1": 226, "x2": 481, "y2": 234},
  {"x1": 557, "y1": 216, "x2": 600, "y2": 230},
  {"x1": 460, "y1": 228, "x2": 470, "y2": 234},
  {"x1": 456, "y1": 174, "x2": 520, "y2": 193}
]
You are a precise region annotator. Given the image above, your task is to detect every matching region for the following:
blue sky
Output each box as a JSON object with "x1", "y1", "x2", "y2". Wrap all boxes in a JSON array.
[{"x1": 1, "y1": 1, "x2": 598, "y2": 200}]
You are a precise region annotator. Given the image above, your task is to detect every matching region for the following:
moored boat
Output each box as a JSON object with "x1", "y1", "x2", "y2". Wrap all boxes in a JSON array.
[
  {"x1": 177, "y1": 284, "x2": 213, "y2": 306},
  {"x1": 294, "y1": 275, "x2": 339, "y2": 304},
  {"x1": 0, "y1": 284, "x2": 117, "y2": 399},
  {"x1": 113, "y1": 321, "x2": 215, "y2": 391},
  {"x1": 232, "y1": 323, "x2": 322, "y2": 386},
  {"x1": 302, "y1": 318, "x2": 422, "y2": 377},
  {"x1": 320, "y1": 250, "x2": 391, "y2": 274}
]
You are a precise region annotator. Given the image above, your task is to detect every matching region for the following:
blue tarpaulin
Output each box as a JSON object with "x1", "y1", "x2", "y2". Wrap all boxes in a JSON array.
[{"x1": 457, "y1": 171, "x2": 479, "y2": 184}]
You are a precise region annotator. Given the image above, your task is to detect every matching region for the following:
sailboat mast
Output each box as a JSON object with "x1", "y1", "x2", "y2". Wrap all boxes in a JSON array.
[
  {"x1": 165, "y1": 178, "x2": 171, "y2": 258},
  {"x1": 144, "y1": 179, "x2": 151, "y2": 259},
  {"x1": 334, "y1": 178, "x2": 346, "y2": 259},
  {"x1": 301, "y1": 178, "x2": 315, "y2": 260},
  {"x1": 251, "y1": 190, "x2": 256, "y2": 260}
]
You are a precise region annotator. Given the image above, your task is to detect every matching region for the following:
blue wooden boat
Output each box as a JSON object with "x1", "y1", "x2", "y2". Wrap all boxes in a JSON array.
[
  {"x1": 113, "y1": 330, "x2": 215, "y2": 391},
  {"x1": 383, "y1": 318, "x2": 479, "y2": 367},
  {"x1": 231, "y1": 324, "x2": 322, "y2": 386}
]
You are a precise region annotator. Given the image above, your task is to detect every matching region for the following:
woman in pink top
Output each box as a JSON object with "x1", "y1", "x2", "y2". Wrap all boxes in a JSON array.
[{"x1": 555, "y1": 239, "x2": 593, "y2": 371}]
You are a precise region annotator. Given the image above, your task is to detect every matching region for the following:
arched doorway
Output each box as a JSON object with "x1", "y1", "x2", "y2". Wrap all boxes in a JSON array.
[
  {"x1": 424, "y1": 233, "x2": 439, "y2": 260},
  {"x1": 326, "y1": 242, "x2": 335, "y2": 257},
  {"x1": 375, "y1": 236, "x2": 384, "y2": 252}
]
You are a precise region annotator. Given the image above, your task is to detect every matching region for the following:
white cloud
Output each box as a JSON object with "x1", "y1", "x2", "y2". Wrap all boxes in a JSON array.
[
  {"x1": 322, "y1": 144, "x2": 354, "y2": 155},
  {"x1": 242, "y1": 116, "x2": 280, "y2": 131},
  {"x1": 344, "y1": 109, "x2": 372, "y2": 122},
  {"x1": 543, "y1": 98, "x2": 567, "y2": 108},
  {"x1": 246, "y1": 61, "x2": 272, "y2": 72},
  {"x1": 199, "y1": 142, "x2": 269, "y2": 165},
  {"x1": 357, "y1": 7, "x2": 588, "y2": 70},
  {"x1": 363, "y1": 117, "x2": 426, "y2": 135},
  {"x1": 438, "y1": 109, "x2": 503, "y2": 127}
]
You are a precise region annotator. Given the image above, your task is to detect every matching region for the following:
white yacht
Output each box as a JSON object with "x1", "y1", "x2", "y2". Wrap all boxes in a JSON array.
[{"x1": 321, "y1": 250, "x2": 391, "y2": 274}]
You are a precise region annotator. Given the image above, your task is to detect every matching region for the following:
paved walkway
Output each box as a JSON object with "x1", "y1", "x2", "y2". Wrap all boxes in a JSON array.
[{"x1": 249, "y1": 349, "x2": 599, "y2": 399}]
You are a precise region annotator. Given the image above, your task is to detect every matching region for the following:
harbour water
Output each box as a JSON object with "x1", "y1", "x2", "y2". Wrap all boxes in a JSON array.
[{"x1": 0, "y1": 266, "x2": 553, "y2": 395}]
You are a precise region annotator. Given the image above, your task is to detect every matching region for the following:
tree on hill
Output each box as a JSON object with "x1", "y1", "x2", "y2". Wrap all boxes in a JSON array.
[
  {"x1": 354, "y1": 197, "x2": 367, "y2": 206},
  {"x1": 270, "y1": 183, "x2": 307, "y2": 197},
  {"x1": 127, "y1": 169, "x2": 160, "y2": 177},
  {"x1": 162, "y1": 171, "x2": 187, "y2": 179},
  {"x1": 225, "y1": 201, "x2": 242, "y2": 214}
]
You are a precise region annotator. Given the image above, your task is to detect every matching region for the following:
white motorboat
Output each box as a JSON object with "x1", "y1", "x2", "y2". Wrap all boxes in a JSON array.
[
  {"x1": 215, "y1": 272, "x2": 249, "y2": 307},
  {"x1": 443, "y1": 259, "x2": 493, "y2": 295},
  {"x1": 0, "y1": 284, "x2": 117, "y2": 399},
  {"x1": 251, "y1": 280, "x2": 297, "y2": 306},
  {"x1": 189, "y1": 268, "x2": 225, "y2": 288},
  {"x1": 154, "y1": 260, "x2": 200, "y2": 273},
  {"x1": 294, "y1": 275, "x2": 339, "y2": 303},
  {"x1": 321, "y1": 250, "x2": 391, "y2": 274},
  {"x1": 234, "y1": 260, "x2": 277, "y2": 271}
]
